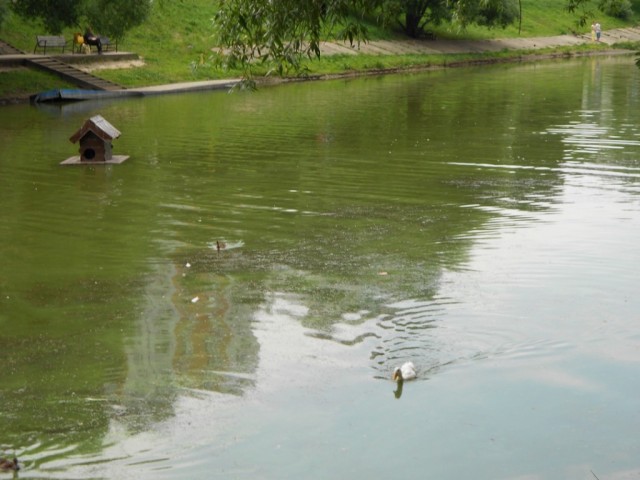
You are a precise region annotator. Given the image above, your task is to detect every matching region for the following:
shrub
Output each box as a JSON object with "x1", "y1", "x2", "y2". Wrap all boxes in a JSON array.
[{"x1": 599, "y1": 0, "x2": 634, "y2": 19}]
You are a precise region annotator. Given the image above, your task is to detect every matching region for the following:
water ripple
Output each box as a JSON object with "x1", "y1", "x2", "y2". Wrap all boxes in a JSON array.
[{"x1": 547, "y1": 120, "x2": 640, "y2": 157}]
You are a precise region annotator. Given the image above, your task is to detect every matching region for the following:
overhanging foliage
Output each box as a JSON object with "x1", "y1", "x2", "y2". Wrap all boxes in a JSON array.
[
  {"x1": 10, "y1": 0, "x2": 151, "y2": 39},
  {"x1": 214, "y1": 0, "x2": 521, "y2": 78}
]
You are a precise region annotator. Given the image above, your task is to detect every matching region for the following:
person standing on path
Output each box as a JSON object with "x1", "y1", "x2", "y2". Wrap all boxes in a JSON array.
[
  {"x1": 591, "y1": 22, "x2": 596, "y2": 41},
  {"x1": 595, "y1": 21, "x2": 602, "y2": 41}
]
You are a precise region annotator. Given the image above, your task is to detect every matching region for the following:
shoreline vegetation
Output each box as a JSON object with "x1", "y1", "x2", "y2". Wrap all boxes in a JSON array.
[
  {"x1": 256, "y1": 45, "x2": 636, "y2": 86},
  {"x1": 1, "y1": 0, "x2": 640, "y2": 104},
  {"x1": 1, "y1": 41, "x2": 638, "y2": 106}
]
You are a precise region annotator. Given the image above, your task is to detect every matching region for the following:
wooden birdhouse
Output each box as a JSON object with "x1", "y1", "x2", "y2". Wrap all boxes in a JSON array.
[{"x1": 61, "y1": 115, "x2": 129, "y2": 165}]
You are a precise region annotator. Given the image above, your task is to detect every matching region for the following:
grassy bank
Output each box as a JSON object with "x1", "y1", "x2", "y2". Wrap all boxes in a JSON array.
[{"x1": 1, "y1": 0, "x2": 640, "y2": 101}]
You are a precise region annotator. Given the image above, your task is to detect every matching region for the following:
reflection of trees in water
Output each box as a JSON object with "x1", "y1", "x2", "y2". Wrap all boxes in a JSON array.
[
  {"x1": 118, "y1": 256, "x2": 260, "y2": 433},
  {"x1": 209, "y1": 244, "x2": 451, "y2": 380},
  {"x1": 117, "y1": 262, "x2": 179, "y2": 432},
  {"x1": 171, "y1": 260, "x2": 257, "y2": 395}
]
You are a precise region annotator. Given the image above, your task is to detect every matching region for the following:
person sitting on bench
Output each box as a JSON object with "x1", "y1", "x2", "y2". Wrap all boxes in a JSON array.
[{"x1": 84, "y1": 27, "x2": 102, "y2": 53}]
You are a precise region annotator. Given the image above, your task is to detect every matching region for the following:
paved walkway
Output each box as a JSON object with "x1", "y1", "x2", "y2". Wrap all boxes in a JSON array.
[{"x1": 318, "y1": 26, "x2": 640, "y2": 56}]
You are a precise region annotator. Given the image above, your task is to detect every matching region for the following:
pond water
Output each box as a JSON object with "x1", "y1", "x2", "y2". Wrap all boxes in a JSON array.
[{"x1": 2, "y1": 54, "x2": 640, "y2": 479}]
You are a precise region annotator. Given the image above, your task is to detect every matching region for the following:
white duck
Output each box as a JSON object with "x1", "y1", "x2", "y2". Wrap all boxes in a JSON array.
[{"x1": 392, "y1": 362, "x2": 417, "y2": 382}]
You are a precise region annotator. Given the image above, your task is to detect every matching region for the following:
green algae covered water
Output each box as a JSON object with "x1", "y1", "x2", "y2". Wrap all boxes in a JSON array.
[{"x1": 1, "y1": 55, "x2": 640, "y2": 479}]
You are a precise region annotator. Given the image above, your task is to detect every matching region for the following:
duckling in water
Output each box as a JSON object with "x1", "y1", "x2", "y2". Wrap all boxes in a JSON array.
[
  {"x1": 216, "y1": 240, "x2": 226, "y2": 252},
  {"x1": 0, "y1": 457, "x2": 19, "y2": 471}
]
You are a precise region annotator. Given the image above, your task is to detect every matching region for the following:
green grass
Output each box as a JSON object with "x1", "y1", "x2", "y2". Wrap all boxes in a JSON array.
[
  {"x1": 436, "y1": 0, "x2": 640, "y2": 39},
  {"x1": 1, "y1": 0, "x2": 639, "y2": 99},
  {"x1": 0, "y1": 67, "x2": 75, "y2": 101},
  {"x1": 295, "y1": 40, "x2": 634, "y2": 78}
]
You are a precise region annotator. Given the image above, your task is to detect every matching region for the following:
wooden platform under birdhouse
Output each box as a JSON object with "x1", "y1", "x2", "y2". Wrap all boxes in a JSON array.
[{"x1": 60, "y1": 154, "x2": 130, "y2": 165}]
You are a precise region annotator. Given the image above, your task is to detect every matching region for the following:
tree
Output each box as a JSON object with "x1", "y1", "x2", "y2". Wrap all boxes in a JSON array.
[
  {"x1": 566, "y1": 0, "x2": 634, "y2": 28},
  {"x1": 11, "y1": 0, "x2": 79, "y2": 34},
  {"x1": 454, "y1": 0, "x2": 520, "y2": 29},
  {"x1": 10, "y1": 0, "x2": 151, "y2": 39},
  {"x1": 83, "y1": 0, "x2": 152, "y2": 41},
  {"x1": 214, "y1": 0, "x2": 372, "y2": 78},
  {"x1": 380, "y1": 0, "x2": 449, "y2": 38},
  {"x1": 214, "y1": 0, "x2": 520, "y2": 78},
  {"x1": 380, "y1": 0, "x2": 518, "y2": 38},
  {"x1": 0, "y1": 0, "x2": 10, "y2": 28}
]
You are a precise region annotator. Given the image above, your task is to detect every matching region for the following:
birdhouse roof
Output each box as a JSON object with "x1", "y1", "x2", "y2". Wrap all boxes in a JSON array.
[{"x1": 69, "y1": 115, "x2": 121, "y2": 144}]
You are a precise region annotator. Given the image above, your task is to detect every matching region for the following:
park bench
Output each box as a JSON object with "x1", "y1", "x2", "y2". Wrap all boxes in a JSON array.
[
  {"x1": 33, "y1": 35, "x2": 67, "y2": 54},
  {"x1": 73, "y1": 34, "x2": 118, "y2": 53},
  {"x1": 99, "y1": 36, "x2": 117, "y2": 52}
]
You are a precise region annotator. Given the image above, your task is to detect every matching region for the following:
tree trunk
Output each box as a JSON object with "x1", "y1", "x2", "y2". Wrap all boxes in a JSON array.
[{"x1": 404, "y1": 11, "x2": 422, "y2": 38}]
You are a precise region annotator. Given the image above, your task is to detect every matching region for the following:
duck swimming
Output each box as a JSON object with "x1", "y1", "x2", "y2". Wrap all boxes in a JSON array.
[
  {"x1": 392, "y1": 362, "x2": 416, "y2": 399},
  {"x1": 392, "y1": 362, "x2": 417, "y2": 382},
  {"x1": 216, "y1": 240, "x2": 226, "y2": 252},
  {"x1": 0, "y1": 457, "x2": 19, "y2": 471}
]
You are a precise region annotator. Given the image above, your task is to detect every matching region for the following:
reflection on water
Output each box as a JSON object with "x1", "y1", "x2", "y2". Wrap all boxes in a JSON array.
[{"x1": 1, "y1": 55, "x2": 640, "y2": 478}]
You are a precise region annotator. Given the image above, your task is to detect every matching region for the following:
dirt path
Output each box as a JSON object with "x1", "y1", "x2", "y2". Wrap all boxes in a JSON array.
[{"x1": 318, "y1": 26, "x2": 640, "y2": 56}]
